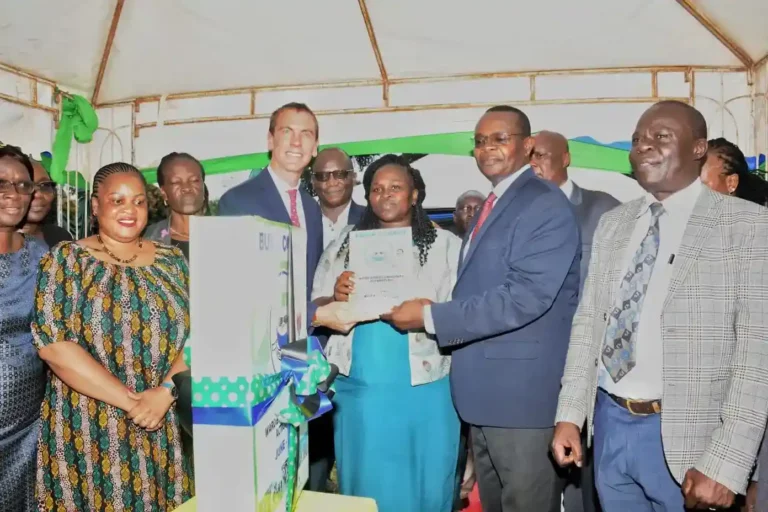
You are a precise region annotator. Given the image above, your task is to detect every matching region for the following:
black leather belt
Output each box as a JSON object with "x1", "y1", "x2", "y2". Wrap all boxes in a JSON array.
[{"x1": 605, "y1": 390, "x2": 661, "y2": 415}]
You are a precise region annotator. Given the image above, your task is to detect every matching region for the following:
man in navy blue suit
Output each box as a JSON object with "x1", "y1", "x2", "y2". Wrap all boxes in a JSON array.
[
  {"x1": 218, "y1": 102, "x2": 323, "y2": 322},
  {"x1": 310, "y1": 147, "x2": 366, "y2": 249},
  {"x1": 217, "y1": 103, "x2": 329, "y2": 490},
  {"x1": 385, "y1": 106, "x2": 581, "y2": 512}
]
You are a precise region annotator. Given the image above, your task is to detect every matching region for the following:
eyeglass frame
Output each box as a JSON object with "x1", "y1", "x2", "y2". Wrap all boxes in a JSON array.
[
  {"x1": 33, "y1": 180, "x2": 57, "y2": 195},
  {"x1": 311, "y1": 169, "x2": 354, "y2": 182},
  {"x1": 0, "y1": 179, "x2": 35, "y2": 195},
  {"x1": 473, "y1": 132, "x2": 526, "y2": 149}
]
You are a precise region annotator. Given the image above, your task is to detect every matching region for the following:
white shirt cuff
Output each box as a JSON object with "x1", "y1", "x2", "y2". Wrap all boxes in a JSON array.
[{"x1": 423, "y1": 305, "x2": 436, "y2": 335}]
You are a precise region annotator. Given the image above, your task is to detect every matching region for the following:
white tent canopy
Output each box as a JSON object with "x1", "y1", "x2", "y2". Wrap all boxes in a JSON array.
[
  {"x1": 1, "y1": 0, "x2": 766, "y2": 104},
  {"x1": 0, "y1": 0, "x2": 766, "y2": 201}
]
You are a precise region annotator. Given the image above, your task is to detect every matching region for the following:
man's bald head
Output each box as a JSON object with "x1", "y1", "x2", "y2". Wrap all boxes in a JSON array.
[
  {"x1": 311, "y1": 147, "x2": 356, "y2": 210},
  {"x1": 651, "y1": 100, "x2": 707, "y2": 139},
  {"x1": 629, "y1": 100, "x2": 709, "y2": 200},
  {"x1": 530, "y1": 130, "x2": 570, "y2": 186},
  {"x1": 311, "y1": 147, "x2": 352, "y2": 173}
]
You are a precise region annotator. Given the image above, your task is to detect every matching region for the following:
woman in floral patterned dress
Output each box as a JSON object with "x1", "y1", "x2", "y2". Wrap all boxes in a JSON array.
[{"x1": 32, "y1": 163, "x2": 194, "y2": 512}]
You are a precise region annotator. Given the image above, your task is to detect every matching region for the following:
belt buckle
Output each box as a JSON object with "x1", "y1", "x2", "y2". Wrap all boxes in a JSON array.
[
  {"x1": 625, "y1": 398, "x2": 660, "y2": 415},
  {"x1": 625, "y1": 398, "x2": 643, "y2": 415}
]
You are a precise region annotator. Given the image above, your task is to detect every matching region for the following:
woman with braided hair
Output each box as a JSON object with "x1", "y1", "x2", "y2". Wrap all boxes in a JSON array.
[
  {"x1": 701, "y1": 137, "x2": 768, "y2": 206},
  {"x1": 311, "y1": 154, "x2": 462, "y2": 512},
  {"x1": 32, "y1": 162, "x2": 193, "y2": 511}
]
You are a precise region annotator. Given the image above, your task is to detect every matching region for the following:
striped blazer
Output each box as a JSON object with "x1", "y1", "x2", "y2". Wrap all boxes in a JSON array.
[{"x1": 555, "y1": 185, "x2": 768, "y2": 494}]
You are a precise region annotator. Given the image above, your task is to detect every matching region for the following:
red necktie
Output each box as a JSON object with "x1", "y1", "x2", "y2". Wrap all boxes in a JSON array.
[
  {"x1": 287, "y1": 189, "x2": 301, "y2": 227},
  {"x1": 471, "y1": 192, "x2": 497, "y2": 240}
]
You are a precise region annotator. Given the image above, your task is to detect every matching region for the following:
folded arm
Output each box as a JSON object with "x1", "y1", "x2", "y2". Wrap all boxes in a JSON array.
[{"x1": 38, "y1": 342, "x2": 137, "y2": 412}]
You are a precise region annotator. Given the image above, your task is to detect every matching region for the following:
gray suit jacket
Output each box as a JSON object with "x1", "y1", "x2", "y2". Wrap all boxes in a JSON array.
[
  {"x1": 565, "y1": 183, "x2": 620, "y2": 293},
  {"x1": 555, "y1": 185, "x2": 768, "y2": 494}
]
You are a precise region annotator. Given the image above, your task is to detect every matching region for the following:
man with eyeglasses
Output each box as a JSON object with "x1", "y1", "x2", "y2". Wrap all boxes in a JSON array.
[
  {"x1": 452, "y1": 190, "x2": 485, "y2": 238},
  {"x1": 384, "y1": 105, "x2": 581, "y2": 512},
  {"x1": 19, "y1": 157, "x2": 73, "y2": 247},
  {"x1": 310, "y1": 148, "x2": 365, "y2": 249}
]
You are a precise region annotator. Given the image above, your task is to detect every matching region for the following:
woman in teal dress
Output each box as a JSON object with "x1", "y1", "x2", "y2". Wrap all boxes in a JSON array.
[{"x1": 312, "y1": 154, "x2": 461, "y2": 512}]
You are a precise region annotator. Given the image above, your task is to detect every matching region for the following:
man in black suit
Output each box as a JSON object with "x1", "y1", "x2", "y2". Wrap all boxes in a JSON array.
[
  {"x1": 530, "y1": 130, "x2": 620, "y2": 512},
  {"x1": 310, "y1": 148, "x2": 366, "y2": 249}
]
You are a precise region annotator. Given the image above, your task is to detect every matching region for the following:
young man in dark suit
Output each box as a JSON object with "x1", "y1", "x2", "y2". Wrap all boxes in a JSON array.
[
  {"x1": 218, "y1": 102, "x2": 323, "y2": 320},
  {"x1": 218, "y1": 103, "x2": 330, "y2": 491}
]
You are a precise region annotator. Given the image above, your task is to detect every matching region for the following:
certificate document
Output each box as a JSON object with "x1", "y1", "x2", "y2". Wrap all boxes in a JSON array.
[{"x1": 348, "y1": 227, "x2": 414, "y2": 317}]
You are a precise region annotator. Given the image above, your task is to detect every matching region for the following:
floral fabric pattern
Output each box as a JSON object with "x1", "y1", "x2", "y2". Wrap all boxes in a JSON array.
[{"x1": 32, "y1": 242, "x2": 194, "y2": 512}]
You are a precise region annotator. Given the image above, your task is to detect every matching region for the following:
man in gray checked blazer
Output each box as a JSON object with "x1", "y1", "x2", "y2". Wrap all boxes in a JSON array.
[{"x1": 551, "y1": 101, "x2": 768, "y2": 511}]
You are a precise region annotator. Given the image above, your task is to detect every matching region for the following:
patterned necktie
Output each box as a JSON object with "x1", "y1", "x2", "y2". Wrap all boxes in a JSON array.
[
  {"x1": 287, "y1": 189, "x2": 301, "y2": 227},
  {"x1": 601, "y1": 202, "x2": 664, "y2": 383},
  {"x1": 471, "y1": 192, "x2": 497, "y2": 240}
]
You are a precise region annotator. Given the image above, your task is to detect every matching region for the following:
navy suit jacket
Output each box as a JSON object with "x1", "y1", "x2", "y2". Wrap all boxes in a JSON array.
[
  {"x1": 217, "y1": 169, "x2": 324, "y2": 324},
  {"x1": 348, "y1": 201, "x2": 366, "y2": 227},
  {"x1": 431, "y1": 169, "x2": 581, "y2": 428}
]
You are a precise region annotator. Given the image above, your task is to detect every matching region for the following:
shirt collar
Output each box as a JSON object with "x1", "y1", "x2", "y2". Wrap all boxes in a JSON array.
[
  {"x1": 323, "y1": 201, "x2": 351, "y2": 226},
  {"x1": 491, "y1": 168, "x2": 527, "y2": 199},
  {"x1": 267, "y1": 166, "x2": 299, "y2": 194},
  {"x1": 637, "y1": 178, "x2": 702, "y2": 219},
  {"x1": 559, "y1": 178, "x2": 574, "y2": 201}
]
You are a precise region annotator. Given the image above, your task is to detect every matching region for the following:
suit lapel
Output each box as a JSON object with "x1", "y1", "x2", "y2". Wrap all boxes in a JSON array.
[
  {"x1": 458, "y1": 169, "x2": 533, "y2": 279},
  {"x1": 260, "y1": 169, "x2": 292, "y2": 225},
  {"x1": 603, "y1": 200, "x2": 645, "y2": 307},
  {"x1": 662, "y1": 187, "x2": 723, "y2": 308}
]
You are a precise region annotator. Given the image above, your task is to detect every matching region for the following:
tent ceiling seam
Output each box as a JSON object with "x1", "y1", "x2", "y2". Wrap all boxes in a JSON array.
[
  {"x1": 357, "y1": 0, "x2": 389, "y2": 105},
  {"x1": 675, "y1": 0, "x2": 753, "y2": 68},
  {"x1": 92, "y1": 0, "x2": 126, "y2": 104},
  {"x1": 132, "y1": 95, "x2": 691, "y2": 136},
  {"x1": 95, "y1": 65, "x2": 745, "y2": 108}
]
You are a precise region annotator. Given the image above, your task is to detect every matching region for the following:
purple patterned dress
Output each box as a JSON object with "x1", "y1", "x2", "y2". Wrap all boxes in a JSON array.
[{"x1": 0, "y1": 235, "x2": 47, "y2": 511}]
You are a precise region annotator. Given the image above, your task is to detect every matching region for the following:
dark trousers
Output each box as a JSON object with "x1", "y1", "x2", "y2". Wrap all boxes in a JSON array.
[
  {"x1": 471, "y1": 425, "x2": 565, "y2": 512},
  {"x1": 563, "y1": 429, "x2": 601, "y2": 512},
  {"x1": 307, "y1": 411, "x2": 335, "y2": 492},
  {"x1": 453, "y1": 421, "x2": 471, "y2": 510}
]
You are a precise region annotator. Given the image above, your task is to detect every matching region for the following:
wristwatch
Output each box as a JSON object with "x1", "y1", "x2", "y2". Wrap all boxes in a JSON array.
[{"x1": 161, "y1": 381, "x2": 178, "y2": 402}]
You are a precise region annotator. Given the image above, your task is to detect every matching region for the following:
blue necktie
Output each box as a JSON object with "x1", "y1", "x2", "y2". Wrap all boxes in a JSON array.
[{"x1": 601, "y1": 202, "x2": 664, "y2": 383}]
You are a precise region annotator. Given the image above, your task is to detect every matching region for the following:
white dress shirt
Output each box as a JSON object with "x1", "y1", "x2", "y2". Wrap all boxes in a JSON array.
[
  {"x1": 267, "y1": 167, "x2": 306, "y2": 227},
  {"x1": 599, "y1": 178, "x2": 703, "y2": 400},
  {"x1": 426, "y1": 169, "x2": 527, "y2": 334},
  {"x1": 321, "y1": 202, "x2": 352, "y2": 250},
  {"x1": 560, "y1": 178, "x2": 574, "y2": 201}
]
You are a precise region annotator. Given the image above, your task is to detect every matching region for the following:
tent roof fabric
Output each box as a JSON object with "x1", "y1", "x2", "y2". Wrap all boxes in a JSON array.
[{"x1": 0, "y1": 0, "x2": 765, "y2": 105}]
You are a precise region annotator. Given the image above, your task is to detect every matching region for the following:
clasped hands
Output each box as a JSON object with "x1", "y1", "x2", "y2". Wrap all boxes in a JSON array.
[
  {"x1": 124, "y1": 386, "x2": 176, "y2": 432},
  {"x1": 318, "y1": 271, "x2": 430, "y2": 332},
  {"x1": 550, "y1": 422, "x2": 735, "y2": 510}
]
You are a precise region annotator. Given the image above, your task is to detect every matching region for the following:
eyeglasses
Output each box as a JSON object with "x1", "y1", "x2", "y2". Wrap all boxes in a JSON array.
[
  {"x1": 34, "y1": 181, "x2": 57, "y2": 195},
  {"x1": 0, "y1": 179, "x2": 35, "y2": 195},
  {"x1": 312, "y1": 170, "x2": 353, "y2": 182},
  {"x1": 474, "y1": 133, "x2": 525, "y2": 149},
  {"x1": 456, "y1": 205, "x2": 482, "y2": 214}
]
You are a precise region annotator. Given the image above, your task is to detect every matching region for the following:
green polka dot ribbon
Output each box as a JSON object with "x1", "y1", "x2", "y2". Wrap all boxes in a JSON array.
[{"x1": 190, "y1": 337, "x2": 337, "y2": 512}]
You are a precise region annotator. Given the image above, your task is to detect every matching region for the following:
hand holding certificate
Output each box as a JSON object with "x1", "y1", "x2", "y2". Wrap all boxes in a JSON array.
[{"x1": 348, "y1": 227, "x2": 415, "y2": 318}]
